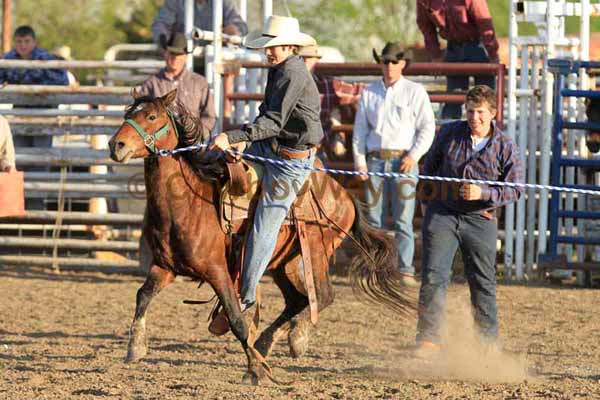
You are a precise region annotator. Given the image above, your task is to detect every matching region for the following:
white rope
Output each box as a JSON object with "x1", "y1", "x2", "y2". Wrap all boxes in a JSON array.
[{"x1": 155, "y1": 144, "x2": 600, "y2": 197}]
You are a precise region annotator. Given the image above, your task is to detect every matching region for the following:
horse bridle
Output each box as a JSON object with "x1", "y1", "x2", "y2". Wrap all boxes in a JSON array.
[{"x1": 125, "y1": 111, "x2": 179, "y2": 154}]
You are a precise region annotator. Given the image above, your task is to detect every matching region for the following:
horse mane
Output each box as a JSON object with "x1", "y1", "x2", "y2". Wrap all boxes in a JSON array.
[{"x1": 126, "y1": 95, "x2": 226, "y2": 181}]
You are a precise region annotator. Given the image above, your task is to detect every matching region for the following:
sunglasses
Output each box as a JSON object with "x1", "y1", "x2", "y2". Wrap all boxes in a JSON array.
[{"x1": 383, "y1": 60, "x2": 399, "y2": 65}]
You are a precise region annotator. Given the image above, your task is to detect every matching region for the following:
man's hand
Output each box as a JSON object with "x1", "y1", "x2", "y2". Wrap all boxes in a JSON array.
[
  {"x1": 356, "y1": 166, "x2": 369, "y2": 181},
  {"x1": 209, "y1": 132, "x2": 231, "y2": 152},
  {"x1": 489, "y1": 56, "x2": 500, "y2": 64},
  {"x1": 399, "y1": 155, "x2": 416, "y2": 173},
  {"x1": 459, "y1": 184, "x2": 483, "y2": 200},
  {"x1": 225, "y1": 141, "x2": 246, "y2": 162},
  {"x1": 223, "y1": 24, "x2": 241, "y2": 36}
]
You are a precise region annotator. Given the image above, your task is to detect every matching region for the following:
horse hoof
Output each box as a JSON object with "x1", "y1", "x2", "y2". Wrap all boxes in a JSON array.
[
  {"x1": 254, "y1": 337, "x2": 272, "y2": 358},
  {"x1": 125, "y1": 344, "x2": 147, "y2": 363},
  {"x1": 289, "y1": 335, "x2": 308, "y2": 358},
  {"x1": 241, "y1": 371, "x2": 260, "y2": 386},
  {"x1": 288, "y1": 327, "x2": 309, "y2": 358}
]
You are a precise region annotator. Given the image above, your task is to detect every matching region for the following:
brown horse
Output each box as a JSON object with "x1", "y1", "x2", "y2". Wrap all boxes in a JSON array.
[{"x1": 108, "y1": 89, "x2": 414, "y2": 384}]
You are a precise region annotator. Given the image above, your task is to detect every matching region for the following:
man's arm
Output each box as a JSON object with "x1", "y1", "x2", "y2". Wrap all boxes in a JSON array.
[
  {"x1": 223, "y1": 0, "x2": 248, "y2": 36},
  {"x1": 152, "y1": 0, "x2": 178, "y2": 47},
  {"x1": 480, "y1": 140, "x2": 524, "y2": 206},
  {"x1": 408, "y1": 86, "x2": 436, "y2": 162},
  {"x1": 227, "y1": 69, "x2": 305, "y2": 143},
  {"x1": 423, "y1": 124, "x2": 447, "y2": 178},
  {"x1": 40, "y1": 68, "x2": 69, "y2": 86},
  {"x1": 468, "y1": 0, "x2": 499, "y2": 62},
  {"x1": 416, "y1": 1, "x2": 443, "y2": 60},
  {"x1": 37, "y1": 50, "x2": 68, "y2": 85},
  {"x1": 200, "y1": 87, "x2": 217, "y2": 135},
  {"x1": 351, "y1": 92, "x2": 370, "y2": 171}
]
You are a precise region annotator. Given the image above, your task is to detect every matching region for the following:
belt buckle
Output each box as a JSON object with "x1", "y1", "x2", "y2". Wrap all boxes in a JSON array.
[{"x1": 380, "y1": 149, "x2": 396, "y2": 160}]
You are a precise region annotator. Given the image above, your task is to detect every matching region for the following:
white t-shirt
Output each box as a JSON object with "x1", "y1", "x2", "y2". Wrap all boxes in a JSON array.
[{"x1": 471, "y1": 135, "x2": 490, "y2": 152}]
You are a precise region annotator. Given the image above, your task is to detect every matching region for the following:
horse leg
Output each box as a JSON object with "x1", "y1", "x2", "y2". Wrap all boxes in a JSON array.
[
  {"x1": 287, "y1": 249, "x2": 335, "y2": 358},
  {"x1": 210, "y1": 275, "x2": 272, "y2": 385},
  {"x1": 126, "y1": 265, "x2": 175, "y2": 363},
  {"x1": 254, "y1": 265, "x2": 306, "y2": 358}
]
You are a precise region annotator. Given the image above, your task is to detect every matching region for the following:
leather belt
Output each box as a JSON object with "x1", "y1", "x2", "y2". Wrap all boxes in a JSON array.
[
  {"x1": 367, "y1": 149, "x2": 407, "y2": 160},
  {"x1": 480, "y1": 210, "x2": 496, "y2": 220},
  {"x1": 271, "y1": 142, "x2": 316, "y2": 160}
]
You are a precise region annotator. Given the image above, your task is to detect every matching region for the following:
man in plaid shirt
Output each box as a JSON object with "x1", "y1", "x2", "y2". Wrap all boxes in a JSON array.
[
  {"x1": 300, "y1": 44, "x2": 364, "y2": 160},
  {"x1": 415, "y1": 85, "x2": 523, "y2": 356}
]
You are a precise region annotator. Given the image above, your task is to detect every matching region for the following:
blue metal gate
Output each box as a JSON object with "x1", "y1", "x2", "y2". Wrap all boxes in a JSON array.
[{"x1": 540, "y1": 59, "x2": 600, "y2": 273}]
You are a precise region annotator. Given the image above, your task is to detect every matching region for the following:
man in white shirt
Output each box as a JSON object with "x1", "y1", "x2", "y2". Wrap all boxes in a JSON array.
[{"x1": 352, "y1": 42, "x2": 436, "y2": 287}]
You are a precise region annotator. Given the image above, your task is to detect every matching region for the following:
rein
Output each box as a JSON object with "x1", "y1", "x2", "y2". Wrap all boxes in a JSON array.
[{"x1": 125, "y1": 111, "x2": 179, "y2": 154}]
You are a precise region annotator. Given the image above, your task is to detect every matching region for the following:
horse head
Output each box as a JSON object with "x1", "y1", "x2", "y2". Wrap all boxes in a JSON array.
[{"x1": 109, "y1": 89, "x2": 179, "y2": 163}]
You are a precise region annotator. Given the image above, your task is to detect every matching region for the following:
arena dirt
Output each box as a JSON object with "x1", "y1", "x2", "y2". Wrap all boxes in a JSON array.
[{"x1": 1, "y1": 265, "x2": 600, "y2": 399}]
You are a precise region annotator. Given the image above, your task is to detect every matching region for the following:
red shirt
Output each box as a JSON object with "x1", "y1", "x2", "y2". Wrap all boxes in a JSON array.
[{"x1": 417, "y1": 0, "x2": 499, "y2": 61}]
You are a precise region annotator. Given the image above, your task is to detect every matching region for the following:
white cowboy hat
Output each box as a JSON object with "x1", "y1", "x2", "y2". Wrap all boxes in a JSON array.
[{"x1": 245, "y1": 15, "x2": 316, "y2": 49}]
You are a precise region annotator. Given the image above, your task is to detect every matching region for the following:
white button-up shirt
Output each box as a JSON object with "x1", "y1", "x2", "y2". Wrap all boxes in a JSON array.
[{"x1": 352, "y1": 77, "x2": 436, "y2": 169}]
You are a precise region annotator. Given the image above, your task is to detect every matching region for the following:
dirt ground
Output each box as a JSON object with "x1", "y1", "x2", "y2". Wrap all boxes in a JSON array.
[{"x1": 1, "y1": 265, "x2": 600, "y2": 400}]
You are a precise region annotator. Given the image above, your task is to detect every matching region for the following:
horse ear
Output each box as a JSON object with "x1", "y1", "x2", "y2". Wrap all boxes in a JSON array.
[
  {"x1": 131, "y1": 86, "x2": 142, "y2": 100},
  {"x1": 161, "y1": 89, "x2": 178, "y2": 107}
]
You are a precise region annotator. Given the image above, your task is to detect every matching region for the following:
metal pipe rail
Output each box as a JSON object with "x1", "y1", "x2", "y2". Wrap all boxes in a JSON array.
[
  {"x1": 23, "y1": 182, "x2": 143, "y2": 198},
  {"x1": 23, "y1": 172, "x2": 139, "y2": 182},
  {"x1": 0, "y1": 108, "x2": 124, "y2": 117},
  {"x1": 0, "y1": 59, "x2": 163, "y2": 69},
  {"x1": 0, "y1": 255, "x2": 142, "y2": 275},
  {"x1": 0, "y1": 211, "x2": 143, "y2": 225},
  {"x1": 227, "y1": 92, "x2": 470, "y2": 104},
  {"x1": 8, "y1": 117, "x2": 122, "y2": 136},
  {"x1": 0, "y1": 236, "x2": 138, "y2": 251},
  {"x1": 192, "y1": 27, "x2": 243, "y2": 45},
  {"x1": 15, "y1": 148, "x2": 143, "y2": 167},
  {"x1": 227, "y1": 61, "x2": 506, "y2": 128},
  {"x1": 0, "y1": 85, "x2": 133, "y2": 106}
]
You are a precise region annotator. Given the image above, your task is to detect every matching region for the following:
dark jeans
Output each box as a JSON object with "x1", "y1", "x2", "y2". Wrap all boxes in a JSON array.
[
  {"x1": 416, "y1": 203, "x2": 498, "y2": 344},
  {"x1": 442, "y1": 41, "x2": 496, "y2": 120}
]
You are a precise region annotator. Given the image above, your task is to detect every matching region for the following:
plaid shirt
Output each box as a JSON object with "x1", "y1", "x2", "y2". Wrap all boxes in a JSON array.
[
  {"x1": 0, "y1": 47, "x2": 68, "y2": 85},
  {"x1": 423, "y1": 120, "x2": 523, "y2": 213},
  {"x1": 314, "y1": 75, "x2": 364, "y2": 134}
]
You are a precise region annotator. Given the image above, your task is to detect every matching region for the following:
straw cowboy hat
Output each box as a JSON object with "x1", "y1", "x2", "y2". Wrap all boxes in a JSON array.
[
  {"x1": 246, "y1": 15, "x2": 316, "y2": 49},
  {"x1": 298, "y1": 44, "x2": 322, "y2": 59}
]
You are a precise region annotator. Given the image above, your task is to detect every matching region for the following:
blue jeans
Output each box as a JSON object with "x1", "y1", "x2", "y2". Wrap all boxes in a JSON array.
[
  {"x1": 364, "y1": 155, "x2": 417, "y2": 275},
  {"x1": 240, "y1": 140, "x2": 315, "y2": 305},
  {"x1": 416, "y1": 204, "x2": 499, "y2": 344},
  {"x1": 442, "y1": 41, "x2": 496, "y2": 120}
]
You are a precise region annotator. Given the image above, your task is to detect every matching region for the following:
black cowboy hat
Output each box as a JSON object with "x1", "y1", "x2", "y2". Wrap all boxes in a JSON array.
[
  {"x1": 372, "y1": 42, "x2": 409, "y2": 63},
  {"x1": 166, "y1": 33, "x2": 190, "y2": 55}
]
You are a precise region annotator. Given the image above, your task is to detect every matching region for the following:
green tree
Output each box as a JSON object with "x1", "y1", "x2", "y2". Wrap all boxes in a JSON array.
[
  {"x1": 13, "y1": 0, "x2": 128, "y2": 61},
  {"x1": 289, "y1": 0, "x2": 419, "y2": 61},
  {"x1": 115, "y1": 0, "x2": 162, "y2": 43}
]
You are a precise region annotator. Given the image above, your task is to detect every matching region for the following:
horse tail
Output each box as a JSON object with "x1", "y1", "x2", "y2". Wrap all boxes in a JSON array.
[{"x1": 348, "y1": 196, "x2": 416, "y2": 317}]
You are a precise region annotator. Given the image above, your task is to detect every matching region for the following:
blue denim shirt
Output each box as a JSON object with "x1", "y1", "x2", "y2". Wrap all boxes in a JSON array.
[
  {"x1": 423, "y1": 120, "x2": 523, "y2": 213},
  {"x1": 0, "y1": 47, "x2": 68, "y2": 85}
]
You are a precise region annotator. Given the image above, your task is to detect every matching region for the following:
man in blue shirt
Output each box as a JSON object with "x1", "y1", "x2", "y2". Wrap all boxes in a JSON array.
[
  {"x1": 0, "y1": 25, "x2": 68, "y2": 86},
  {"x1": 415, "y1": 85, "x2": 523, "y2": 356}
]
